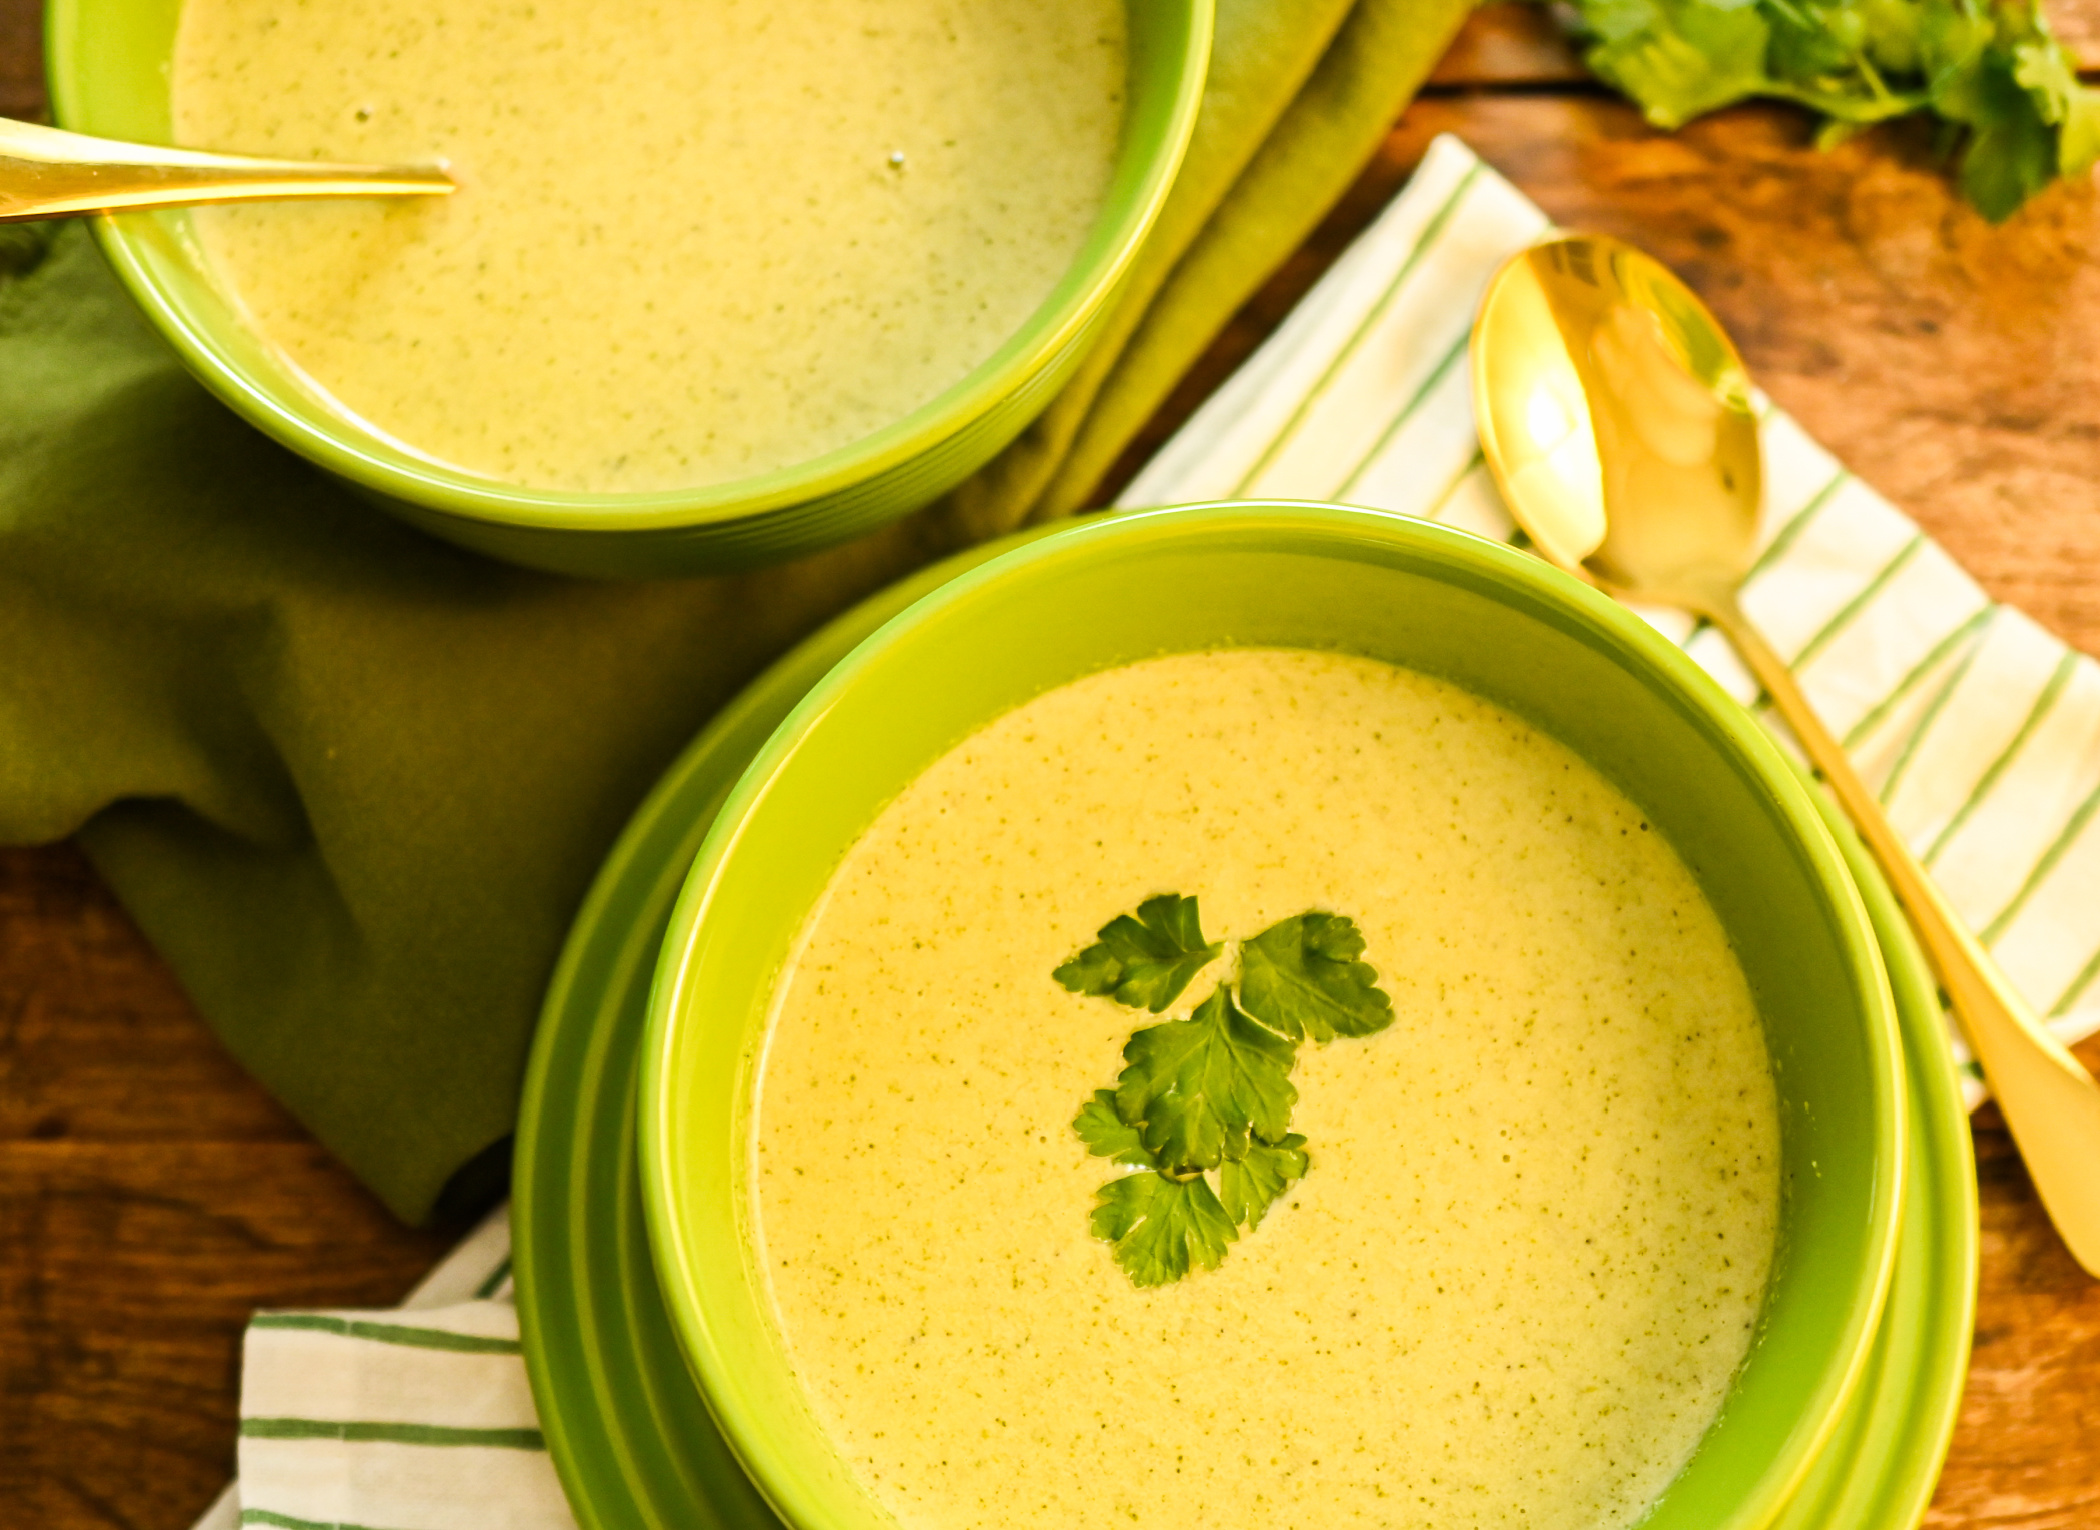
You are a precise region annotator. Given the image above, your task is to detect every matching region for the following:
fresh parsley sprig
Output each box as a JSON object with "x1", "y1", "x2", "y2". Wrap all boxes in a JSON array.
[
  {"x1": 1057, "y1": 896, "x2": 1393, "y2": 1288},
  {"x1": 1053, "y1": 892, "x2": 1223, "y2": 1012},
  {"x1": 1240, "y1": 912, "x2": 1396, "y2": 1042},
  {"x1": 1555, "y1": 0, "x2": 2100, "y2": 220},
  {"x1": 1116, "y1": 986, "x2": 1300, "y2": 1171}
]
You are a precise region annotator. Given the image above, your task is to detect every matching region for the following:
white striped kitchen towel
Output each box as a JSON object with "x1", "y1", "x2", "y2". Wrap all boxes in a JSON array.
[
  {"x1": 193, "y1": 133, "x2": 2098, "y2": 1530},
  {"x1": 187, "y1": 1208, "x2": 566, "y2": 1530}
]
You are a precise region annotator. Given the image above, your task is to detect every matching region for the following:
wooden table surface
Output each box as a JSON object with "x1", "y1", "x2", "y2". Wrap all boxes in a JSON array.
[{"x1": 5, "y1": 6, "x2": 2099, "y2": 1527}]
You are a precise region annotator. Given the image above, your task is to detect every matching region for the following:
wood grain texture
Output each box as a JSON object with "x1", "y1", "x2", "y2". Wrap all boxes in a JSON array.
[
  {"x1": 1934, "y1": 1121, "x2": 2100, "y2": 1529},
  {"x1": 6, "y1": 3, "x2": 2100, "y2": 1527},
  {"x1": 0, "y1": 0, "x2": 39, "y2": 120},
  {"x1": 1427, "y1": 3, "x2": 1590, "y2": 86},
  {"x1": 0, "y1": 844, "x2": 454, "y2": 1530},
  {"x1": 2048, "y1": 0, "x2": 2100, "y2": 70}
]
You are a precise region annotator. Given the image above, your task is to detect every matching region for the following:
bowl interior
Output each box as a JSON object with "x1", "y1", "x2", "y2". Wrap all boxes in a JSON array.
[
  {"x1": 643, "y1": 502, "x2": 1903, "y2": 1530},
  {"x1": 44, "y1": 0, "x2": 1208, "y2": 533}
]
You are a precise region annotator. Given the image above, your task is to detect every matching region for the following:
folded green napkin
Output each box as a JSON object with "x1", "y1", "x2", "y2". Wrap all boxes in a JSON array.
[{"x1": 0, "y1": 0, "x2": 1472, "y2": 1224}]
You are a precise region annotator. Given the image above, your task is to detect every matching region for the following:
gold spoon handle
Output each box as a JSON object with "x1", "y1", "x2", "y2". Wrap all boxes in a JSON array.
[
  {"x1": 0, "y1": 116, "x2": 453, "y2": 224},
  {"x1": 1707, "y1": 591, "x2": 2100, "y2": 1274}
]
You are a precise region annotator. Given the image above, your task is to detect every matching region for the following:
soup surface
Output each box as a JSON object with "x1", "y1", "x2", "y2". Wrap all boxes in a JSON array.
[
  {"x1": 753, "y1": 649, "x2": 1781, "y2": 1530},
  {"x1": 171, "y1": 0, "x2": 1125, "y2": 492}
]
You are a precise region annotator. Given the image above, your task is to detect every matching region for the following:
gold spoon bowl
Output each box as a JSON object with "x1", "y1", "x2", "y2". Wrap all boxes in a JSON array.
[
  {"x1": 1473, "y1": 232, "x2": 2100, "y2": 1278},
  {"x1": 0, "y1": 115, "x2": 453, "y2": 223}
]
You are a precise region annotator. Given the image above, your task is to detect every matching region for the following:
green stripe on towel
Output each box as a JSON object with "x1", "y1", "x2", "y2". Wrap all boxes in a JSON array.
[
  {"x1": 1982, "y1": 777, "x2": 2100, "y2": 946},
  {"x1": 1230, "y1": 164, "x2": 1482, "y2": 496},
  {"x1": 1922, "y1": 651, "x2": 2078, "y2": 866},
  {"x1": 1789, "y1": 534, "x2": 1925, "y2": 672},
  {"x1": 1424, "y1": 447, "x2": 1484, "y2": 522},
  {"x1": 240, "y1": 1418, "x2": 545, "y2": 1450},
  {"x1": 1842, "y1": 606, "x2": 1993, "y2": 751},
  {"x1": 249, "y1": 1314, "x2": 522, "y2": 1355},
  {"x1": 1744, "y1": 470, "x2": 1848, "y2": 586},
  {"x1": 475, "y1": 1253, "x2": 514, "y2": 1298},
  {"x1": 1879, "y1": 619, "x2": 1995, "y2": 806},
  {"x1": 1333, "y1": 327, "x2": 1470, "y2": 499},
  {"x1": 2049, "y1": 941, "x2": 2100, "y2": 1018},
  {"x1": 240, "y1": 1511, "x2": 405, "y2": 1530}
]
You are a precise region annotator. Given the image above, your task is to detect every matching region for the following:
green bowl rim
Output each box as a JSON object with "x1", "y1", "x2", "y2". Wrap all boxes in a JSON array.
[
  {"x1": 42, "y1": 0, "x2": 1212, "y2": 534},
  {"x1": 639, "y1": 500, "x2": 1905, "y2": 1530}
]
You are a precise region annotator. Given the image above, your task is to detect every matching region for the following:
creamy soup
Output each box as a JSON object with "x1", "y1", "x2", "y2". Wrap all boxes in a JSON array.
[
  {"x1": 753, "y1": 649, "x2": 1781, "y2": 1530},
  {"x1": 171, "y1": 0, "x2": 1125, "y2": 492}
]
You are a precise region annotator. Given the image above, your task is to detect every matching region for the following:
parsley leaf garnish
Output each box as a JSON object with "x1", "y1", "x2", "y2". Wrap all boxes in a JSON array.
[
  {"x1": 1555, "y1": 0, "x2": 2100, "y2": 220},
  {"x1": 1054, "y1": 893, "x2": 1222, "y2": 1013},
  {"x1": 1218, "y1": 1134, "x2": 1311, "y2": 1230},
  {"x1": 1072, "y1": 1089, "x2": 1158, "y2": 1167},
  {"x1": 1088, "y1": 1170, "x2": 1238, "y2": 1288},
  {"x1": 1060, "y1": 896, "x2": 1396, "y2": 1286},
  {"x1": 1239, "y1": 912, "x2": 1396, "y2": 1043},
  {"x1": 1116, "y1": 987, "x2": 1299, "y2": 1171}
]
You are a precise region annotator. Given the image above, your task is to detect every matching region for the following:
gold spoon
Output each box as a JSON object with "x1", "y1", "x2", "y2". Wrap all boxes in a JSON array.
[
  {"x1": 1, "y1": 116, "x2": 452, "y2": 223},
  {"x1": 1472, "y1": 233, "x2": 2100, "y2": 1278}
]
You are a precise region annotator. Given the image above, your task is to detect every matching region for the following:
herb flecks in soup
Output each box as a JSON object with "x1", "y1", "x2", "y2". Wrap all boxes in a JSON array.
[
  {"x1": 171, "y1": 0, "x2": 1125, "y2": 493},
  {"x1": 1063, "y1": 896, "x2": 1397, "y2": 1287},
  {"x1": 755, "y1": 648, "x2": 1780, "y2": 1530}
]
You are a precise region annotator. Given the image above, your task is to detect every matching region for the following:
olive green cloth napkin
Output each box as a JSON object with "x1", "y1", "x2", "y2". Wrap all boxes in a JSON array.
[{"x1": 0, "y1": 0, "x2": 1472, "y2": 1224}]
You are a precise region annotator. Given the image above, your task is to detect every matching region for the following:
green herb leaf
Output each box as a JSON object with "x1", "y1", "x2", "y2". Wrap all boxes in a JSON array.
[
  {"x1": 1582, "y1": 0, "x2": 1777, "y2": 130},
  {"x1": 1115, "y1": 986, "x2": 1298, "y2": 1171},
  {"x1": 1856, "y1": 0, "x2": 1923, "y2": 75},
  {"x1": 1072, "y1": 1089, "x2": 1157, "y2": 1168},
  {"x1": 1088, "y1": 1170, "x2": 1238, "y2": 1287},
  {"x1": 2066, "y1": 90, "x2": 2100, "y2": 177},
  {"x1": 1942, "y1": 46, "x2": 2056, "y2": 221},
  {"x1": 2012, "y1": 38, "x2": 2100, "y2": 175},
  {"x1": 1554, "y1": 0, "x2": 2100, "y2": 219},
  {"x1": 1239, "y1": 912, "x2": 1395, "y2": 1043},
  {"x1": 1218, "y1": 1134, "x2": 1311, "y2": 1230},
  {"x1": 1063, "y1": 896, "x2": 1397, "y2": 1286},
  {"x1": 1054, "y1": 893, "x2": 1223, "y2": 1013}
]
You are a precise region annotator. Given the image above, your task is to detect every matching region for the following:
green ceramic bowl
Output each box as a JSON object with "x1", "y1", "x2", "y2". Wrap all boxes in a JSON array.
[
  {"x1": 43, "y1": 0, "x2": 1210, "y2": 579},
  {"x1": 640, "y1": 502, "x2": 1905, "y2": 1530}
]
